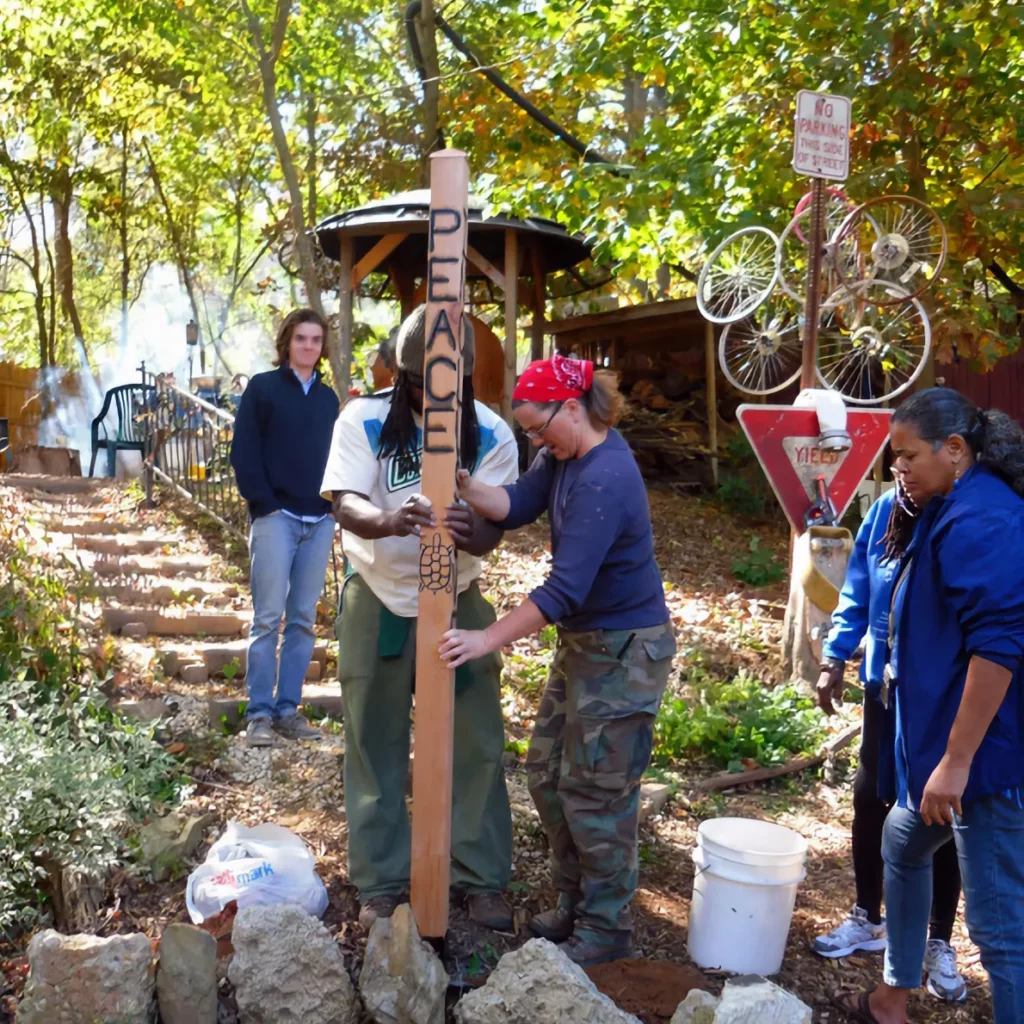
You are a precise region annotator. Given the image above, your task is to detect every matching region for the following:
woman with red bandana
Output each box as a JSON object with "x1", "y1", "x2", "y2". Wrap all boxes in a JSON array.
[{"x1": 440, "y1": 354, "x2": 675, "y2": 967}]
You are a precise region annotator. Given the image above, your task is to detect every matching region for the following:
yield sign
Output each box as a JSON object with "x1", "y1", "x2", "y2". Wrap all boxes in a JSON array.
[{"x1": 737, "y1": 405, "x2": 892, "y2": 532}]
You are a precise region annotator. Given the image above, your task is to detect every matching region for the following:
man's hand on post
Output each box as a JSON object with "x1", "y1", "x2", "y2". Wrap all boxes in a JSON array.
[{"x1": 388, "y1": 494, "x2": 436, "y2": 537}]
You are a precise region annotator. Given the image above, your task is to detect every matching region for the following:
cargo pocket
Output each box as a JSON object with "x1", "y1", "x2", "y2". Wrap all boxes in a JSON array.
[{"x1": 568, "y1": 712, "x2": 656, "y2": 791}]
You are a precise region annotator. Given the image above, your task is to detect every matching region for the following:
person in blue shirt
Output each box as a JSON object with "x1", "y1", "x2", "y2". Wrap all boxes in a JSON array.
[
  {"x1": 441, "y1": 354, "x2": 676, "y2": 968},
  {"x1": 814, "y1": 483, "x2": 966, "y2": 1002},
  {"x1": 837, "y1": 388, "x2": 1024, "y2": 1024},
  {"x1": 229, "y1": 309, "x2": 339, "y2": 748}
]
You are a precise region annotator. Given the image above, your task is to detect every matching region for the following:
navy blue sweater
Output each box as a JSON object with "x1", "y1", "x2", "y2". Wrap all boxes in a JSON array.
[
  {"x1": 230, "y1": 366, "x2": 339, "y2": 520},
  {"x1": 500, "y1": 430, "x2": 668, "y2": 631}
]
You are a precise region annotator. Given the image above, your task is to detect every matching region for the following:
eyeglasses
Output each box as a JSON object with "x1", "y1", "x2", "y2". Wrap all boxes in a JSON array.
[{"x1": 522, "y1": 402, "x2": 564, "y2": 441}]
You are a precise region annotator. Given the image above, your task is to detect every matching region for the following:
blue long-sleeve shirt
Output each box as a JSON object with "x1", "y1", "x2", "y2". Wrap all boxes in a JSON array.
[
  {"x1": 498, "y1": 430, "x2": 668, "y2": 631},
  {"x1": 885, "y1": 465, "x2": 1024, "y2": 808},
  {"x1": 822, "y1": 489, "x2": 901, "y2": 692},
  {"x1": 229, "y1": 365, "x2": 339, "y2": 520}
]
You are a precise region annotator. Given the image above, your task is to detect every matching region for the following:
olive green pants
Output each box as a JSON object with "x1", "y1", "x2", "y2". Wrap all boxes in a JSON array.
[{"x1": 336, "y1": 574, "x2": 512, "y2": 900}]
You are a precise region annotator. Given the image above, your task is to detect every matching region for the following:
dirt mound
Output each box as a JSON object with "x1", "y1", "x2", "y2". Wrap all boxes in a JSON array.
[{"x1": 586, "y1": 958, "x2": 711, "y2": 1023}]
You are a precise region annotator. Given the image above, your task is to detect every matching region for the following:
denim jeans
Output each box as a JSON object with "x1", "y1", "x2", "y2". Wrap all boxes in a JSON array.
[
  {"x1": 882, "y1": 794, "x2": 1024, "y2": 1022},
  {"x1": 246, "y1": 512, "x2": 335, "y2": 721}
]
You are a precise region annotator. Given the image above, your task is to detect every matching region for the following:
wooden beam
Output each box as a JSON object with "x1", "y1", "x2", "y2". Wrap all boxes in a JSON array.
[
  {"x1": 389, "y1": 261, "x2": 417, "y2": 318},
  {"x1": 351, "y1": 233, "x2": 409, "y2": 289},
  {"x1": 546, "y1": 297, "x2": 701, "y2": 336},
  {"x1": 410, "y1": 149, "x2": 469, "y2": 940},
  {"x1": 502, "y1": 230, "x2": 517, "y2": 424},
  {"x1": 704, "y1": 318, "x2": 718, "y2": 486},
  {"x1": 530, "y1": 249, "x2": 545, "y2": 362},
  {"x1": 467, "y1": 244, "x2": 506, "y2": 292},
  {"x1": 337, "y1": 235, "x2": 354, "y2": 399}
]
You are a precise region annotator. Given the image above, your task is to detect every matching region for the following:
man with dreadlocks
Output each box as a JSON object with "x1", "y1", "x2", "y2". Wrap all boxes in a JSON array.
[
  {"x1": 814, "y1": 478, "x2": 966, "y2": 1004},
  {"x1": 320, "y1": 305, "x2": 519, "y2": 932}
]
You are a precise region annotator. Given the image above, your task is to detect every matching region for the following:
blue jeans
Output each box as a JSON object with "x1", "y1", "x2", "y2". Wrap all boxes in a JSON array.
[
  {"x1": 882, "y1": 794, "x2": 1024, "y2": 1022},
  {"x1": 246, "y1": 512, "x2": 335, "y2": 721}
]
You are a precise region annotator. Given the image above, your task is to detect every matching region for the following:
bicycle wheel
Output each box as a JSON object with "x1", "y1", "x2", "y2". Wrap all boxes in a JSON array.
[
  {"x1": 832, "y1": 196, "x2": 947, "y2": 304},
  {"x1": 697, "y1": 226, "x2": 779, "y2": 324},
  {"x1": 776, "y1": 201, "x2": 865, "y2": 307},
  {"x1": 792, "y1": 186, "x2": 854, "y2": 244},
  {"x1": 816, "y1": 282, "x2": 931, "y2": 404},
  {"x1": 718, "y1": 296, "x2": 803, "y2": 396}
]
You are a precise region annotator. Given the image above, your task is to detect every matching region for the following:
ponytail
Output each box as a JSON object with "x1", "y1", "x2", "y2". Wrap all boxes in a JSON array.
[{"x1": 580, "y1": 370, "x2": 625, "y2": 428}]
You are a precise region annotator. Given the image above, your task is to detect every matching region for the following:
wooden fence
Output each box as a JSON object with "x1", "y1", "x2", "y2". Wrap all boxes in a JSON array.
[{"x1": 0, "y1": 362, "x2": 81, "y2": 452}]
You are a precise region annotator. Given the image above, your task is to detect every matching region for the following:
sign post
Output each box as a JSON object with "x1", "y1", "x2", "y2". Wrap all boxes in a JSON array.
[
  {"x1": 791, "y1": 90, "x2": 852, "y2": 389},
  {"x1": 410, "y1": 149, "x2": 470, "y2": 941}
]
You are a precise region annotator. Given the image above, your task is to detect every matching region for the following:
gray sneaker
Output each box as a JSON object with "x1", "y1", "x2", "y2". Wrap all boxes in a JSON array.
[
  {"x1": 273, "y1": 712, "x2": 322, "y2": 741},
  {"x1": 924, "y1": 938, "x2": 968, "y2": 1003},
  {"x1": 246, "y1": 717, "x2": 275, "y2": 748}
]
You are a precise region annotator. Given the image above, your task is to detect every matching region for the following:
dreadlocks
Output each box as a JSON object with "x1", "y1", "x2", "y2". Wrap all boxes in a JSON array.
[
  {"x1": 376, "y1": 371, "x2": 480, "y2": 476},
  {"x1": 880, "y1": 475, "x2": 920, "y2": 563}
]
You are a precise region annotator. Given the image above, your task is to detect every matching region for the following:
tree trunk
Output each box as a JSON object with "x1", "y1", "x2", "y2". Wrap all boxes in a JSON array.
[
  {"x1": 241, "y1": 0, "x2": 347, "y2": 394},
  {"x1": 415, "y1": 0, "x2": 442, "y2": 184},
  {"x1": 51, "y1": 164, "x2": 92, "y2": 371},
  {"x1": 120, "y1": 123, "x2": 130, "y2": 352},
  {"x1": 305, "y1": 92, "x2": 317, "y2": 227}
]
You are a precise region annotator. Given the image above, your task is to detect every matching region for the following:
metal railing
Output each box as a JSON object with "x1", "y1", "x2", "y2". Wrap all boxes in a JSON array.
[{"x1": 138, "y1": 369, "x2": 249, "y2": 540}]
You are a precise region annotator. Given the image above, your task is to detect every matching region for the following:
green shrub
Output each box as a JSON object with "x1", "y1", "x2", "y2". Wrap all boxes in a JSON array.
[
  {"x1": 0, "y1": 523, "x2": 184, "y2": 935},
  {"x1": 716, "y1": 433, "x2": 776, "y2": 521},
  {"x1": 731, "y1": 536, "x2": 785, "y2": 587},
  {"x1": 653, "y1": 663, "x2": 826, "y2": 772}
]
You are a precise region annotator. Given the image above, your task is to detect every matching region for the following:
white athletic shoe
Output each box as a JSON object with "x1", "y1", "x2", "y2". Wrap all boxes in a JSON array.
[
  {"x1": 924, "y1": 938, "x2": 968, "y2": 1003},
  {"x1": 813, "y1": 906, "x2": 888, "y2": 958}
]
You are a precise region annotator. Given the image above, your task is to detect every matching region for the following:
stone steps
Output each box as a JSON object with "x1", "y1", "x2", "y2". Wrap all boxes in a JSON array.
[
  {"x1": 157, "y1": 639, "x2": 328, "y2": 679},
  {"x1": 88, "y1": 554, "x2": 214, "y2": 577},
  {"x1": 2, "y1": 473, "x2": 109, "y2": 495},
  {"x1": 209, "y1": 683, "x2": 342, "y2": 726},
  {"x1": 72, "y1": 533, "x2": 182, "y2": 555},
  {"x1": 102, "y1": 607, "x2": 251, "y2": 638},
  {"x1": 37, "y1": 517, "x2": 136, "y2": 536},
  {"x1": 94, "y1": 578, "x2": 241, "y2": 608}
]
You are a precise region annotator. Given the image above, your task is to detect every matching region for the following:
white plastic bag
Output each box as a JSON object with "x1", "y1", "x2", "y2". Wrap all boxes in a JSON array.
[{"x1": 186, "y1": 821, "x2": 329, "y2": 923}]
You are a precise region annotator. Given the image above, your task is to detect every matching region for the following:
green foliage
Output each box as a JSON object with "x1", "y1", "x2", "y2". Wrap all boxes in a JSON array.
[
  {"x1": 222, "y1": 657, "x2": 242, "y2": 682},
  {"x1": 731, "y1": 536, "x2": 785, "y2": 588},
  {"x1": 0, "y1": 528, "x2": 184, "y2": 935},
  {"x1": 652, "y1": 663, "x2": 826, "y2": 771}
]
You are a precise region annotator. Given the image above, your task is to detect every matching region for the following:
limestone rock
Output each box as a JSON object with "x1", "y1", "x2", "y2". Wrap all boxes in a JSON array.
[
  {"x1": 360, "y1": 904, "x2": 446, "y2": 1024},
  {"x1": 181, "y1": 662, "x2": 210, "y2": 684},
  {"x1": 118, "y1": 698, "x2": 169, "y2": 722},
  {"x1": 670, "y1": 989, "x2": 719, "y2": 1024},
  {"x1": 17, "y1": 930, "x2": 155, "y2": 1024},
  {"x1": 228, "y1": 904, "x2": 360, "y2": 1024},
  {"x1": 714, "y1": 976, "x2": 811, "y2": 1024},
  {"x1": 157, "y1": 924, "x2": 217, "y2": 1024},
  {"x1": 638, "y1": 782, "x2": 673, "y2": 824},
  {"x1": 139, "y1": 811, "x2": 215, "y2": 881},
  {"x1": 121, "y1": 621, "x2": 149, "y2": 639},
  {"x1": 453, "y1": 939, "x2": 640, "y2": 1024}
]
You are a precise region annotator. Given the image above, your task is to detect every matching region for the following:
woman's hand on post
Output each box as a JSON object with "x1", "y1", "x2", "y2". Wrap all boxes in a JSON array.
[
  {"x1": 387, "y1": 494, "x2": 435, "y2": 537},
  {"x1": 816, "y1": 661, "x2": 845, "y2": 715},
  {"x1": 439, "y1": 628, "x2": 493, "y2": 668},
  {"x1": 456, "y1": 469, "x2": 484, "y2": 511},
  {"x1": 920, "y1": 754, "x2": 970, "y2": 826}
]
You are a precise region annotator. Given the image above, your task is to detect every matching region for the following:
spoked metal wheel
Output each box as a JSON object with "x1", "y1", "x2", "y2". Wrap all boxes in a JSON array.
[
  {"x1": 697, "y1": 226, "x2": 779, "y2": 324},
  {"x1": 816, "y1": 282, "x2": 932, "y2": 404},
  {"x1": 718, "y1": 295, "x2": 803, "y2": 395},
  {"x1": 832, "y1": 196, "x2": 947, "y2": 304},
  {"x1": 776, "y1": 196, "x2": 864, "y2": 307},
  {"x1": 792, "y1": 186, "x2": 854, "y2": 243}
]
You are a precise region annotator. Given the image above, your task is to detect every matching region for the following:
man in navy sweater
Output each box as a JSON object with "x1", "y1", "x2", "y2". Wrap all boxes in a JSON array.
[{"x1": 230, "y1": 309, "x2": 339, "y2": 747}]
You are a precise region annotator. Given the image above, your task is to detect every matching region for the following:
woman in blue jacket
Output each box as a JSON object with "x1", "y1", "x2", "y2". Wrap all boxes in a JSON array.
[
  {"x1": 837, "y1": 388, "x2": 1024, "y2": 1024},
  {"x1": 815, "y1": 484, "x2": 965, "y2": 1003}
]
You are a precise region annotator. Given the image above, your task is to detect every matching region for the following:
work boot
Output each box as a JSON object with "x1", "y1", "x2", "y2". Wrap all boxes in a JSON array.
[
  {"x1": 466, "y1": 891, "x2": 513, "y2": 931},
  {"x1": 530, "y1": 892, "x2": 579, "y2": 942},
  {"x1": 273, "y1": 712, "x2": 322, "y2": 741},
  {"x1": 558, "y1": 929, "x2": 635, "y2": 968},
  {"x1": 358, "y1": 894, "x2": 404, "y2": 930},
  {"x1": 246, "y1": 717, "x2": 274, "y2": 748}
]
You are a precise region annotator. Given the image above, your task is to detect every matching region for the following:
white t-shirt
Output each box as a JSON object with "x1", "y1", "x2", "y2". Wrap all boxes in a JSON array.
[{"x1": 320, "y1": 393, "x2": 519, "y2": 617}]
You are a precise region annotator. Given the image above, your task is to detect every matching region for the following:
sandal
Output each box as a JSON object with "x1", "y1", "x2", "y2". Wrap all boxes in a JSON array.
[{"x1": 829, "y1": 988, "x2": 881, "y2": 1023}]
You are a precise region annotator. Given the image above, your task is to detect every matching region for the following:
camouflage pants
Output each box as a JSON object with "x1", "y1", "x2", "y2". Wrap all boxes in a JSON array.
[{"x1": 526, "y1": 623, "x2": 676, "y2": 938}]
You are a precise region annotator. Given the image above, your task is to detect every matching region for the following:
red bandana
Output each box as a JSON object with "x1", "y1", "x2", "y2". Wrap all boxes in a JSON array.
[{"x1": 512, "y1": 354, "x2": 595, "y2": 403}]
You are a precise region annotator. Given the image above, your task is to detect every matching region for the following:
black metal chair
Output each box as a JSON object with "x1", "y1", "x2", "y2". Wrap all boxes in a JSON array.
[{"x1": 89, "y1": 383, "x2": 156, "y2": 477}]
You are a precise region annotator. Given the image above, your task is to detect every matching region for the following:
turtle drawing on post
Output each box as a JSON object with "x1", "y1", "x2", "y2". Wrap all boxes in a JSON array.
[{"x1": 419, "y1": 532, "x2": 456, "y2": 593}]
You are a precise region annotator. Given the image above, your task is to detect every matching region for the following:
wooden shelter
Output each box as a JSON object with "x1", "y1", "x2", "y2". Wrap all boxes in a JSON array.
[{"x1": 314, "y1": 190, "x2": 595, "y2": 420}]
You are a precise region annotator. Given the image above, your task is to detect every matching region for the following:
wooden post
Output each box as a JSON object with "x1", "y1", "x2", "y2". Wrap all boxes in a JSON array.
[
  {"x1": 502, "y1": 230, "x2": 518, "y2": 424},
  {"x1": 704, "y1": 318, "x2": 719, "y2": 486},
  {"x1": 530, "y1": 249, "x2": 545, "y2": 361},
  {"x1": 338, "y1": 235, "x2": 354, "y2": 398},
  {"x1": 410, "y1": 148, "x2": 469, "y2": 940}
]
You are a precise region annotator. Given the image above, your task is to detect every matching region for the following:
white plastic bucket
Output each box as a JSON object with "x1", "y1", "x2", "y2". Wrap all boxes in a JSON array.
[{"x1": 687, "y1": 817, "x2": 808, "y2": 976}]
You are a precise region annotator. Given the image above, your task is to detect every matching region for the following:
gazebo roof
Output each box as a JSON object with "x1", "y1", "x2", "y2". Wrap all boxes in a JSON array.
[{"x1": 313, "y1": 189, "x2": 593, "y2": 276}]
